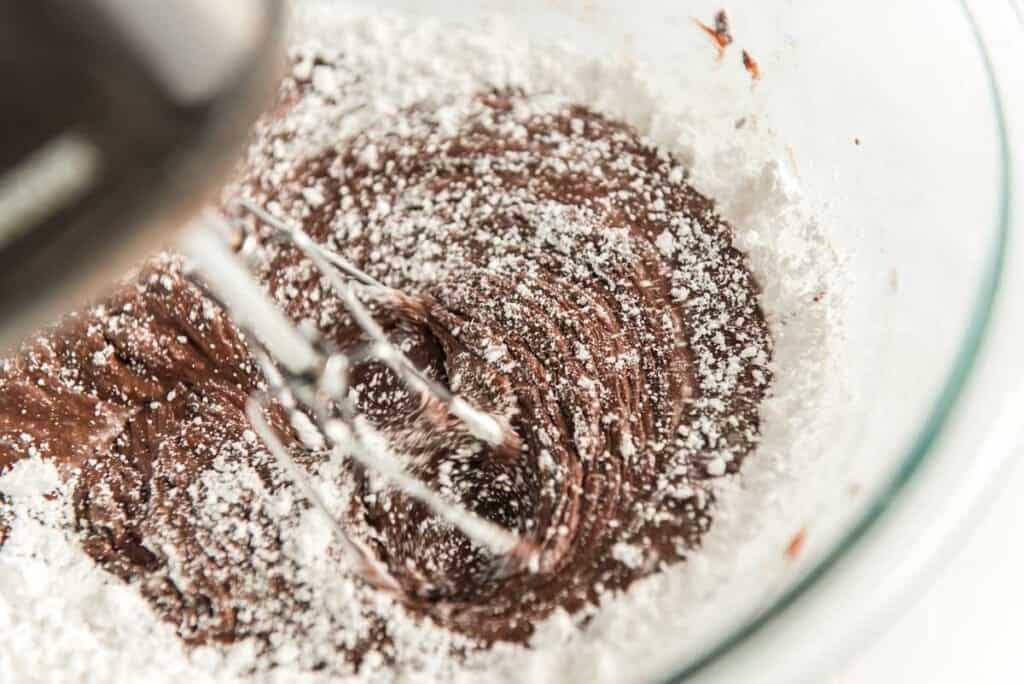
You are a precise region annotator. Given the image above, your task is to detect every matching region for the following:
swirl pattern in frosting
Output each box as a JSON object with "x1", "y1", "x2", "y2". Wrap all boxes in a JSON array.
[{"x1": 0, "y1": 56, "x2": 772, "y2": 676}]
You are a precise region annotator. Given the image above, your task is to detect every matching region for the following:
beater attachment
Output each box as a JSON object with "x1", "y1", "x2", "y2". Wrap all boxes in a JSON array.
[{"x1": 179, "y1": 205, "x2": 533, "y2": 595}]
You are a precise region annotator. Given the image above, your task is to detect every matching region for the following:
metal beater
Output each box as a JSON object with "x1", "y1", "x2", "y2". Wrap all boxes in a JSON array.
[{"x1": 180, "y1": 206, "x2": 533, "y2": 594}]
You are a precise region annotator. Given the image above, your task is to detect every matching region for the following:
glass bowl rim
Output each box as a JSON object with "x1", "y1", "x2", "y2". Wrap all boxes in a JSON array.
[{"x1": 666, "y1": 2, "x2": 1015, "y2": 680}]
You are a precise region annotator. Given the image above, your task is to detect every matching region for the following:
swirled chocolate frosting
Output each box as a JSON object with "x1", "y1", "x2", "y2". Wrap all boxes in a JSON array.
[{"x1": 0, "y1": 54, "x2": 772, "y2": 676}]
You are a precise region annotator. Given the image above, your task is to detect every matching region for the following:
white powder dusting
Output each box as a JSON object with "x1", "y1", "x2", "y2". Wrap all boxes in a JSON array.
[
  {"x1": 0, "y1": 7, "x2": 842, "y2": 683},
  {"x1": 0, "y1": 459, "x2": 218, "y2": 684}
]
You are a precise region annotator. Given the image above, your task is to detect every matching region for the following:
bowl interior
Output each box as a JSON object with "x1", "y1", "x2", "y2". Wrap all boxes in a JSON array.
[{"x1": 300, "y1": 0, "x2": 1008, "y2": 678}]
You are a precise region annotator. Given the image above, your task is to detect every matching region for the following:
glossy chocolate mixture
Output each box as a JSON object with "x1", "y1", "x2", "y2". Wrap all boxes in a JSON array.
[{"x1": 0, "y1": 56, "x2": 772, "y2": 673}]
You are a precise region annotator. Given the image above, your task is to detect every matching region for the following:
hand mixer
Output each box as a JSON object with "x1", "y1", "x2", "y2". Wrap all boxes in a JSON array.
[{"x1": 0, "y1": 0, "x2": 532, "y2": 595}]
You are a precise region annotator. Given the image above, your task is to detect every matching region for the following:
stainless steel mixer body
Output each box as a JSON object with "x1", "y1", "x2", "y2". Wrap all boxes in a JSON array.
[{"x1": 0, "y1": 0, "x2": 282, "y2": 349}]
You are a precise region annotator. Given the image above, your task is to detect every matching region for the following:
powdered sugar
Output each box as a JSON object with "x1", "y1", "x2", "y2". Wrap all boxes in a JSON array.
[
  {"x1": 0, "y1": 7, "x2": 841, "y2": 683},
  {"x1": 0, "y1": 459, "x2": 210, "y2": 684}
]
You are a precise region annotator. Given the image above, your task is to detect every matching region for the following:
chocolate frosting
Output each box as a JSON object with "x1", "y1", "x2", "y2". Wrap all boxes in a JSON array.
[{"x1": 0, "y1": 66, "x2": 772, "y2": 673}]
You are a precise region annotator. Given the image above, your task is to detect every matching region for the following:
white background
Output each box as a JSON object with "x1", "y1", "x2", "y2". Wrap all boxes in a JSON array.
[{"x1": 834, "y1": 454, "x2": 1024, "y2": 683}]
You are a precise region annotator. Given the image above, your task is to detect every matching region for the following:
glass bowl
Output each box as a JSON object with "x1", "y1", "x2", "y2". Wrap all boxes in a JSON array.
[{"x1": 303, "y1": 0, "x2": 1018, "y2": 680}]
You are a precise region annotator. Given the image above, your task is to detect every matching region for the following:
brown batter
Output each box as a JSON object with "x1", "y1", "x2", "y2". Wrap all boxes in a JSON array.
[{"x1": 0, "y1": 54, "x2": 772, "y2": 675}]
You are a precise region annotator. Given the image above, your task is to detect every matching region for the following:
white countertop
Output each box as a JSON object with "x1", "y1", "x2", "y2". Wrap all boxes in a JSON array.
[{"x1": 834, "y1": 450, "x2": 1024, "y2": 683}]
